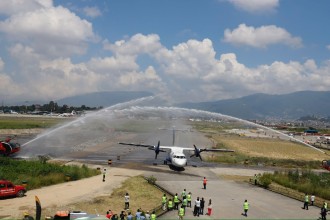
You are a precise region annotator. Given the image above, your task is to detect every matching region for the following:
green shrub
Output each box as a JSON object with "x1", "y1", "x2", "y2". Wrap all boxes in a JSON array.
[
  {"x1": 146, "y1": 175, "x2": 157, "y2": 185},
  {"x1": 0, "y1": 157, "x2": 99, "y2": 189},
  {"x1": 259, "y1": 173, "x2": 272, "y2": 188}
]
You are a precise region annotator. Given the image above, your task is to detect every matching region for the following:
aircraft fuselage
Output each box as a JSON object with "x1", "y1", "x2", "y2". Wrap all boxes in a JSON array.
[{"x1": 165, "y1": 148, "x2": 187, "y2": 168}]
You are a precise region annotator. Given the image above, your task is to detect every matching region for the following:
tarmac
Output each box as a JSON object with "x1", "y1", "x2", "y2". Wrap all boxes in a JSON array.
[{"x1": 145, "y1": 166, "x2": 322, "y2": 220}]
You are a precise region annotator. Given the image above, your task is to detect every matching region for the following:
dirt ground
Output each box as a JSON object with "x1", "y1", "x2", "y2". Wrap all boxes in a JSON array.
[{"x1": 0, "y1": 166, "x2": 144, "y2": 219}]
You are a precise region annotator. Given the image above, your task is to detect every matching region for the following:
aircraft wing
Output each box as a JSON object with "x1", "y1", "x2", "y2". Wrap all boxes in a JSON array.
[
  {"x1": 118, "y1": 141, "x2": 168, "y2": 159},
  {"x1": 186, "y1": 144, "x2": 234, "y2": 161},
  {"x1": 118, "y1": 142, "x2": 154, "y2": 148},
  {"x1": 180, "y1": 147, "x2": 234, "y2": 152}
]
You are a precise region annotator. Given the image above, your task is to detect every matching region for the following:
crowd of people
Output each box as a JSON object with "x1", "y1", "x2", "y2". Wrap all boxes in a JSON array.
[
  {"x1": 103, "y1": 177, "x2": 328, "y2": 220},
  {"x1": 302, "y1": 194, "x2": 328, "y2": 220},
  {"x1": 105, "y1": 209, "x2": 156, "y2": 220}
]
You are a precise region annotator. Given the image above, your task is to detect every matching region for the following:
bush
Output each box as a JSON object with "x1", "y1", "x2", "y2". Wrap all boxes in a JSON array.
[
  {"x1": 259, "y1": 174, "x2": 272, "y2": 188},
  {"x1": 0, "y1": 157, "x2": 99, "y2": 189},
  {"x1": 146, "y1": 175, "x2": 157, "y2": 185}
]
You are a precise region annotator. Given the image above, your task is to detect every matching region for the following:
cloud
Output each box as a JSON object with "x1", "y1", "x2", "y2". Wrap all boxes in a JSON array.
[
  {"x1": 228, "y1": 0, "x2": 279, "y2": 13},
  {"x1": 83, "y1": 6, "x2": 102, "y2": 18},
  {"x1": 0, "y1": 5, "x2": 96, "y2": 57},
  {"x1": 223, "y1": 24, "x2": 302, "y2": 48},
  {"x1": 1, "y1": 24, "x2": 330, "y2": 103},
  {"x1": 155, "y1": 38, "x2": 216, "y2": 79},
  {"x1": 103, "y1": 34, "x2": 163, "y2": 56},
  {"x1": 0, "y1": 0, "x2": 53, "y2": 16},
  {"x1": 327, "y1": 45, "x2": 330, "y2": 50}
]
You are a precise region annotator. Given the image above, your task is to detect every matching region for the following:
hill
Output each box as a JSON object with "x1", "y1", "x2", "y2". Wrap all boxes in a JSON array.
[{"x1": 178, "y1": 91, "x2": 330, "y2": 120}]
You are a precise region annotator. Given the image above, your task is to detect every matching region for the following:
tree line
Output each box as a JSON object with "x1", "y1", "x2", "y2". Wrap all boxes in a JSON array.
[{"x1": 1, "y1": 101, "x2": 102, "y2": 114}]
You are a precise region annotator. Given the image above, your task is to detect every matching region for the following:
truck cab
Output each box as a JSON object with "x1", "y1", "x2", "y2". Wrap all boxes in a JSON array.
[{"x1": 0, "y1": 180, "x2": 26, "y2": 198}]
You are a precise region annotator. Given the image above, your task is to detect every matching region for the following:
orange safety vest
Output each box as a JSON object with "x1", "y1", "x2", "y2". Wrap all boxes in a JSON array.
[{"x1": 203, "y1": 179, "x2": 207, "y2": 184}]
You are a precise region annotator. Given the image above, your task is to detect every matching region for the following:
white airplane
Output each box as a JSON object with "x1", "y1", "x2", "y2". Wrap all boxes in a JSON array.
[
  {"x1": 59, "y1": 110, "x2": 76, "y2": 117},
  {"x1": 119, "y1": 129, "x2": 234, "y2": 170}
]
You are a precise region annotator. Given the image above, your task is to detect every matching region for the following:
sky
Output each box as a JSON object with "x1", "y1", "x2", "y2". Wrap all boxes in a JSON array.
[{"x1": 0, "y1": 0, "x2": 330, "y2": 104}]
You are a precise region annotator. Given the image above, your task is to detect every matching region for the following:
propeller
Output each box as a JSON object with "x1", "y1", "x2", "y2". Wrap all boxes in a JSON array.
[
  {"x1": 148, "y1": 141, "x2": 165, "y2": 159},
  {"x1": 155, "y1": 141, "x2": 160, "y2": 159},
  {"x1": 190, "y1": 145, "x2": 205, "y2": 161}
]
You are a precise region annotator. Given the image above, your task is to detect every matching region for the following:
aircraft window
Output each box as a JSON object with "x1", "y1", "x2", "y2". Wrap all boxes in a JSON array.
[{"x1": 0, "y1": 184, "x2": 5, "y2": 188}]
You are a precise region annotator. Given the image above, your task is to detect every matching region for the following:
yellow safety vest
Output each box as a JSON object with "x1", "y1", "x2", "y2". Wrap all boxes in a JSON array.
[
  {"x1": 305, "y1": 195, "x2": 309, "y2": 202},
  {"x1": 243, "y1": 202, "x2": 249, "y2": 210},
  {"x1": 187, "y1": 194, "x2": 191, "y2": 201},
  {"x1": 183, "y1": 199, "x2": 187, "y2": 206},
  {"x1": 179, "y1": 208, "x2": 184, "y2": 216},
  {"x1": 324, "y1": 202, "x2": 328, "y2": 209},
  {"x1": 151, "y1": 213, "x2": 156, "y2": 220},
  {"x1": 174, "y1": 195, "x2": 179, "y2": 203},
  {"x1": 162, "y1": 196, "x2": 167, "y2": 203},
  {"x1": 168, "y1": 200, "x2": 173, "y2": 208}
]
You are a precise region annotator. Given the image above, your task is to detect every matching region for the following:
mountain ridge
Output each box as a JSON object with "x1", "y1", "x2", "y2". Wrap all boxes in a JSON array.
[{"x1": 177, "y1": 91, "x2": 330, "y2": 120}]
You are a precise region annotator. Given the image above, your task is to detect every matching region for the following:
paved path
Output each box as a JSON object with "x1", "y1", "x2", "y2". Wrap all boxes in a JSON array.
[{"x1": 147, "y1": 166, "x2": 321, "y2": 220}]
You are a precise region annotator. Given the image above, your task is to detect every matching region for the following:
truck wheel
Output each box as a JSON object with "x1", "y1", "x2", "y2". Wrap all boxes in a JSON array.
[{"x1": 16, "y1": 190, "x2": 25, "y2": 197}]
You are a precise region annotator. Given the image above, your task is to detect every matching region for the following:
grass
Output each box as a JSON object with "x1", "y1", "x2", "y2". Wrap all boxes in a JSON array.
[
  {"x1": 43, "y1": 175, "x2": 169, "y2": 218},
  {"x1": 203, "y1": 135, "x2": 330, "y2": 169},
  {"x1": 190, "y1": 120, "x2": 330, "y2": 169},
  {"x1": 0, "y1": 157, "x2": 100, "y2": 190},
  {"x1": 259, "y1": 170, "x2": 330, "y2": 201},
  {"x1": 0, "y1": 115, "x2": 68, "y2": 129}
]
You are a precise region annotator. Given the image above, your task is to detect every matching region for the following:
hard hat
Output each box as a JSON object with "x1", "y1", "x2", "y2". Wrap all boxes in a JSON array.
[{"x1": 23, "y1": 212, "x2": 29, "y2": 216}]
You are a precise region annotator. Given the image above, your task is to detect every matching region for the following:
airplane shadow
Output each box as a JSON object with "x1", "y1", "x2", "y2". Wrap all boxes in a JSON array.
[{"x1": 168, "y1": 164, "x2": 185, "y2": 172}]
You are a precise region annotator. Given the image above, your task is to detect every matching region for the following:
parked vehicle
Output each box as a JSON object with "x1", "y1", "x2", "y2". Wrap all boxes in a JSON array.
[{"x1": 0, "y1": 179, "x2": 26, "y2": 198}]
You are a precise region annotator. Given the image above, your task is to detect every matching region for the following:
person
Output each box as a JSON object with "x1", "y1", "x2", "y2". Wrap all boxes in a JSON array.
[
  {"x1": 311, "y1": 194, "x2": 315, "y2": 206},
  {"x1": 181, "y1": 189, "x2": 187, "y2": 199},
  {"x1": 162, "y1": 194, "x2": 167, "y2": 211},
  {"x1": 174, "y1": 193, "x2": 180, "y2": 210},
  {"x1": 119, "y1": 211, "x2": 126, "y2": 220},
  {"x1": 135, "y1": 209, "x2": 142, "y2": 220},
  {"x1": 103, "y1": 168, "x2": 107, "y2": 182},
  {"x1": 178, "y1": 205, "x2": 185, "y2": 220},
  {"x1": 200, "y1": 197, "x2": 205, "y2": 215},
  {"x1": 145, "y1": 211, "x2": 150, "y2": 220},
  {"x1": 321, "y1": 206, "x2": 327, "y2": 220},
  {"x1": 140, "y1": 212, "x2": 146, "y2": 220},
  {"x1": 324, "y1": 201, "x2": 328, "y2": 210},
  {"x1": 168, "y1": 198, "x2": 173, "y2": 211},
  {"x1": 203, "y1": 177, "x2": 207, "y2": 189},
  {"x1": 151, "y1": 210, "x2": 156, "y2": 220},
  {"x1": 303, "y1": 193, "x2": 309, "y2": 210},
  {"x1": 254, "y1": 174, "x2": 258, "y2": 185},
  {"x1": 207, "y1": 199, "x2": 212, "y2": 216},
  {"x1": 111, "y1": 214, "x2": 118, "y2": 220},
  {"x1": 126, "y1": 212, "x2": 133, "y2": 220},
  {"x1": 187, "y1": 192, "x2": 192, "y2": 208},
  {"x1": 194, "y1": 197, "x2": 200, "y2": 216},
  {"x1": 182, "y1": 197, "x2": 187, "y2": 213},
  {"x1": 125, "y1": 192, "x2": 130, "y2": 210},
  {"x1": 106, "y1": 210, "x2": 113, "y2": 219},
  {"x1": 243, "y1": 199, "x2": 249, "y2": 217}
]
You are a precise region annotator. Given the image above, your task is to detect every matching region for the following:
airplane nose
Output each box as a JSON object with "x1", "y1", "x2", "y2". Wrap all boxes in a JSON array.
[{"x1": 175, "y1": 159, "x2": 187, "y2": 167}]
